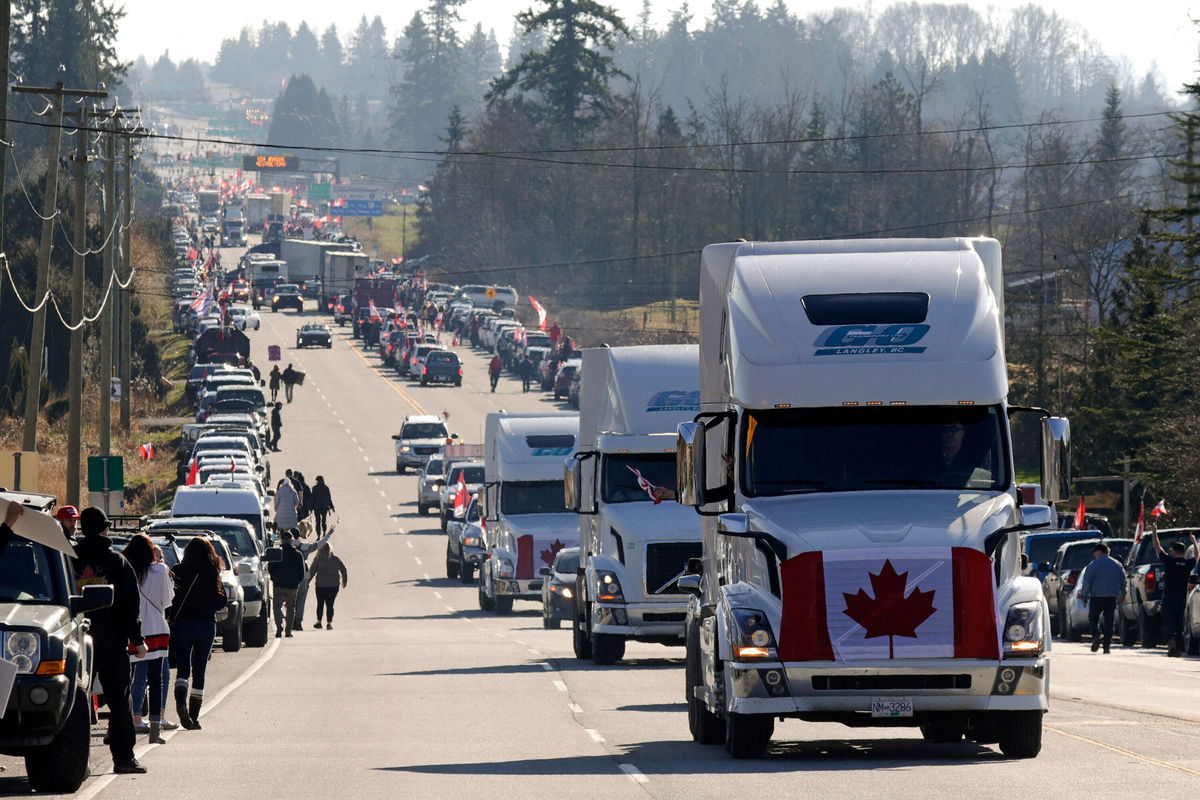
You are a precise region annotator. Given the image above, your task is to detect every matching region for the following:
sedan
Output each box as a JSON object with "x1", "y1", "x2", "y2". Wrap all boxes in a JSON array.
[
  {"x1": 445, "y1": 496, "x2": 485, "y2": 584},
  {"x1": 540, "y1": 546, "x2": 579, "y2": 629},
  {"x1": 297, "y1": 324, "x2": 333, "y2": 348},
  {"x1": 229, "y1": 306, "x2": 261, "y2": 330}
]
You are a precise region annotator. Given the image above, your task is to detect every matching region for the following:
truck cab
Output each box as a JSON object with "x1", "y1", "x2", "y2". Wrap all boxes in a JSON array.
[
  {"x1": 676, "y1": 239, "x2": 1068, "y2": 759},
  {"x1": 478, "y1": 414, "x2": 578, "y2": 615},
  {"x1": 564, "y1": 345, "x2": 703, "y2": 665}
]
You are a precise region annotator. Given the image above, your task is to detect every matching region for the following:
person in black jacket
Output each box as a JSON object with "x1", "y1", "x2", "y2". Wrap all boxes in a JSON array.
[
  {"x1": 168, "y1": 537, "x2": 227, "y2": 730},
  {"x1": 75, "y1": 507, "x2": 148, "y2": 774},
  {"x1": 310, "y1": 476, "x2": 334, "y2": 536},
  {"x1": 268, "y1": 531, "x2": 306, "y2": 638}
]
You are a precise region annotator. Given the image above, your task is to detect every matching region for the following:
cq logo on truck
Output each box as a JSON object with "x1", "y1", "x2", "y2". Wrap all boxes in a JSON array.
[
  {"x1": 813, "y1": 324, "x2": 931, "y2": 356},
  {"x1": 646, "y1": 390, "x2": 700, "y2": 413}
]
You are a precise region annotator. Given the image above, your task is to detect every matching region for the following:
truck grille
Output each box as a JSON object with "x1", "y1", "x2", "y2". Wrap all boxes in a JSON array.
[
  {"x1": 644, "y1": 541, "x2": 702, "y2": 595},
  {"x1": 811, "y1": 675, "x2": 972, "y2": 691},
  {"x1": 413, "y1": 446, "x2": 439, "y2": 455}
]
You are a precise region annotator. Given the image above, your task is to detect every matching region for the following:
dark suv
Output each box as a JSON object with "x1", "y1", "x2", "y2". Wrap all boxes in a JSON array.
[
  {"x1": 0, "y1": 490, "x2": 113, "y2": 793},
  {"x1": 419, "y1": 350, "x2": 463, "y2": 386},
  {"x1": 271, "y1": 284, "x2": 304, "y2": 312}
]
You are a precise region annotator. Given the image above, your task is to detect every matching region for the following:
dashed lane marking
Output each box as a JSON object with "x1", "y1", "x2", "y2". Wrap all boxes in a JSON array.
[
  {"x1": 528, "y1": 648, "x2": 542, "y2": 656},
  {"x1": 445, "y1": 605, "x2": 456, "y2": 612},
  {"x1": 414, "y1": 556, "x2": 423, "y2": 565},
  {"x1": 554, "y1": 681, "x2": 569, "y2": 693},
  {"x1": 585, "y1": 728, "x2": 605, "y2": 743},
  {"x1": 433, "y1": 591, "x2": 443, "y2": 599},
  {"x1": 540, "y1": 663, "x2": 554, "y2": 671},
  {"x1": 378, "y1": 490, "x2": 386, "y2": 497},
  {"x1": 569, "y1": 703, "x2": 583, "y2": 714},
  {"x1": 620, "y1": 764, "x2": 649, "y2": 785},
  {"x1": 406, "y1": 541, "x2": 413, "y2": 549},
  {"x1": 373, "y1": 477, "x2": 380, "y2": 485},
  {"x1": 423, "y1": 573, "x2": 431, "y2": 581}
]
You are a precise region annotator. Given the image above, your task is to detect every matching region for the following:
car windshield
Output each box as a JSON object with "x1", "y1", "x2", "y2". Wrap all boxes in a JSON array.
[
  {"x1": 402, "y1": 423, "x2": 447, "y2": 439},
  {"x1": 554, "y1": 550, "x2": 580, "y2": 574},
  {"x1": 424, "y1": 458, "x2": 444, "y2": 477},
  {"x1": 602, "y1": 453, "x2": 677, "y2": 503},
  {"x1": 742, "y1": 405, "x2": 1008, "y2": 496},
  {"x1": 449, "y1": 466, "x2": 486, "y2": 484},
  {"x1": 1027, "y1": 533, "x2": 1099, "y2": 566},
  {"x1": 1133, "y1": 533, "x2": 1196, "y2": 565},
  {"x1": 501, "y1": 481, "x2": 566, "y2": 514},
  {"x1": 210, "y1": 526, "x2": 256, "y2": 557},
  {"x1": 218, "y1": 389, "x2": 265, "y2": 405},
  {"x1": 0, "y1": 540, "x2": 59, "y2": 603}
]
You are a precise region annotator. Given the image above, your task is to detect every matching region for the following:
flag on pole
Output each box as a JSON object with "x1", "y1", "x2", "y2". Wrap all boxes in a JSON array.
[
  {"x1": 453, "y1": 473, "x2": 468, "y2": 518},
  {"x1": 368, "y1": 300, "x2": 382, "y2": 323},
  {"x1": 1133, "y1": 502, "x2": 1145, "y2": 543},
  {"x1": 1073, "y1": 496, "x2": 1086, "y2": 530},
  {"x1": 1151, "y1": 498, "x2": 1168, "y2": 517},
  {"x1": 186, "y1": 459, "x2": 199, "y2": 486},
  {"x1": 627, "y1": 466, "x2": 662, "y2": 505},
  {"x1": 529, "y1": 296, "x2": 548, "y2": 331},
  {"x1": 138, "y1": 442, "x2": 155, "y2": 461},
  {"x1": 229, "y1": 457, "x2": 237, "y2": 474}
]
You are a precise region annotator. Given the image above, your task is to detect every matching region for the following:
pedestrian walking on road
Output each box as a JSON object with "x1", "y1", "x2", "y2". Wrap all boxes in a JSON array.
[
  {"x1": 311, "y1": 545, "x2": 348, "y2": 629},
  {"x1": 167, "y1": 537, "x2": 227, "y2": 730},
  {"x1": 1079, "y1": 542, "x2": 1125, "y2": 654},
  {"x1": 488, "y1": 354, "x2": 503, "y2": 393},
  {"x1": 268, "y1": 366, "x2": 281, "y2": 402},
  {"x1": 282, "y1": 364, "x2": 299, "y2": 403},
  {"x1": 270, "y1": 402, "x2": 283, "y2": 451},
  {"x1": 1153, "y1": 528, "x2": 1198, "y2": 657},
  {"x1": 269, "y1": 531, "x2": 306, "y2": 638},
  {"x1": 74, "y1": 508, "x2": 148, "y2": 774},
  {"x1": 123, "y1": 534, "x2": 174, "y2": 743},
  {"x1": 311, "y1": 475, "x2": 335, "y2": 536},
  {"x1": 518, "y1": 354, "x2": 535, "y2": 393},
  {"x1": 274, "y1": 476, "x2": 300, "y2": 536},
  {"x1": 293, "y1": 471, "x2": 312, "y2": 521}
]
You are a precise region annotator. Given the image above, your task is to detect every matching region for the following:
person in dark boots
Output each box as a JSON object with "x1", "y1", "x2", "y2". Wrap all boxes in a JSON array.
[
  {"x1": 74, "y1": 507, "x2": 148, "y2": 774},
  {"x1": 268, "y1": 531, "x2": 306, "y2": 637},
  {"x1": 167, "y1": 537, "x2": 227, "y2": 729},
  {"x1": 1153, "y1": 528, "x2": 1197, "y2": 657},
  {"x1": 1078, "y1": 542, "x2": 1124, "y2": 654}
]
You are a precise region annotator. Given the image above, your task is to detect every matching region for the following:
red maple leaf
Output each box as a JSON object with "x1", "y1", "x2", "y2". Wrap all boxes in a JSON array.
[
  {"x1": 539, "y1": 539, "x2": 566, "y2": 566},
  {"x1": 842, "y1": 560, "x2": 937, "y2": 659}
]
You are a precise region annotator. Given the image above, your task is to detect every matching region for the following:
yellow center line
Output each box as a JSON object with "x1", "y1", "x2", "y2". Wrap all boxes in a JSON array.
[
  {"x1": 1047, "y1": 725, "x2": 1200, "y2": 777},
  {"x1": 340, "y1": 331, "x2": 427, "y2": 415}
]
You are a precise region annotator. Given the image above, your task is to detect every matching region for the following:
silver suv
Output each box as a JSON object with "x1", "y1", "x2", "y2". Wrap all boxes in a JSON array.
[
  {"x1": 392, "y1": 415, "x2": 450, "y2": 473},
  {"x1": 417, "y1": 456, "x2": 445, "y2": 516}
]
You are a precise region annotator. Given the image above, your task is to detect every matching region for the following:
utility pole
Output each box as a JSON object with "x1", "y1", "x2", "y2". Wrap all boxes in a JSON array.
[
  {"x1": 65, "y1": 108, "x2": 90, "y2": 508},
  {"x1": 0, "y1": 0, "x2": 11, "y2": 258},
  {"x1": 116, "y1": 114, "x2": 142, "y2": 432},
  {"x1": 15, "y1": 83, "x2": 106, "y2": 456},
  {"x1": 98, "y1": 114, "x2": 116, "y2": 457}
]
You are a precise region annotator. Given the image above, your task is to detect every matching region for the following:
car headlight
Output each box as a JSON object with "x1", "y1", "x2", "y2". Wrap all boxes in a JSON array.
[
  {"x1": 399, "y1": 445, "x2": 411, "y2": 453},
  {"x1": 496, "y1": 558, "x2": 515, "y2": 578},
  {"x1": 596, "y1": 570, "x2": 624, "y2": 602},
  {"x1": 4, "y1": 631, "x2": 41, "y2": 674},
  {"x1": 730, "y1": 608, "x2": 777, "y2": 660},
  {"x1": 561, "y1": 586, "x2": 574, "y2": 600},
  {"x1": 1003, "y1": 601, "x2": 1044, "y2": 657}
]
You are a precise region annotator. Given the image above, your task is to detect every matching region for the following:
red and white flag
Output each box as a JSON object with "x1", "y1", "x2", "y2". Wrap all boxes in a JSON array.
[
  {"x1": 229, "y1": 457, "x2": 237, "y2": 474},
  {"x1": 627, "y1": 466, "x2": 661, "y2": 504},
  {"x1": 1073, "y1": 496, "x2": 1087, "y2": 530},
  {"x1": 138, "y1": 442, "x2": 155, "y2": 461},
  {"x1": 452, "y1": 474, "x2": 468, "y2": 519},
  {"x1": 186, "y1": 459, "x2": 199, "y2": 486},
  {"x1": 778, "y1": 547, "x2": 999, "y2": 662},
  {"x1": 368, "y1": 301, "x2": 382, "y2": 323},
  {"x1": 1151, "y1": 498, "x2": 1168, "y2": 517},
  {"x1": 529, "y1": 296, "x2": 548, "y2": 331},
  {"x1": 1133, "y1": 502, "x2": 1146, "y2": 543},
  {"x1": 515, "y1": 534, "x2": 567, "y2": 580}
]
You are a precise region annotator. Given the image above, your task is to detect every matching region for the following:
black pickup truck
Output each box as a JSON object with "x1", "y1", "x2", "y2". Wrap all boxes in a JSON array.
[
  {"x1": 1117, "y1": 528, "x2": 1197, "y2": 647},
  {"x1": 0, "y1": 490, "x2": 113, "y2": 793}
]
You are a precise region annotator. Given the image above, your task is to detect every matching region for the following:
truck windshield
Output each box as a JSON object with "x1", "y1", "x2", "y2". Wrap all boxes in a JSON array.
[
  {"x1": 742, "y1": 405, "x2": 1007, "y2": 496},
  {"x1": 501, "y1": 481, "x2": 566, "y2": 514},
  {"x1": 0, "y1": 540, "x2": 60, "y2": 603},
  {"x1": 602, "y1": 454, "x2": 677, "y2": 503}
]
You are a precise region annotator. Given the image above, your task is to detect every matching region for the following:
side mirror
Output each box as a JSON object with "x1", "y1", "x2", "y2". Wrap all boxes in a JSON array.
[
  {"x1": 677, "y1": 574, "x2": 701, "y2": 596},
  {"x1": 539, "y1": 567, "x2": 552, "y2": 577},
  {"x1": 716, "y1": 512, "x2": 789, "y2": 562},
  {"x1": 263, "y1": 547, "x2": 283, "y2": 563},
  {"x1": 391, "y1": 434, "x2": 402, "y2": 440},
  {"x1": 1019, "y1": 504, "x2": 1053, "y2": 530},
  {"x1": 235, "y1": 562, "x2": 254, "y2": 575},
  {"x1": 564, "y1": 452, "x2": 597, "y2": 515},
  {"x1": 70, "y1": 584, "x2": 114, "y2": 616},
  {"x1": 1041, "y1": 416, "x2": 1071, "y2": 503},
  {"x1": 677, "y1": 413, "x2": 735, "y2": 510}
]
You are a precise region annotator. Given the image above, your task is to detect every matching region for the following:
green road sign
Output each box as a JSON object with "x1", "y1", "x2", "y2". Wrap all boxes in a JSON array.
[
  {"x1": 86, "y1": 456, "x2": 124, "y2": 492},
  {"x1": 308, "y1": 183, "x2": 331, "y2": 202}
]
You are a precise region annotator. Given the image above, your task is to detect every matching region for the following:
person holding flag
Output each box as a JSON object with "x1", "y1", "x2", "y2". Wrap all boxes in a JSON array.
[{"x1": 1151, "y1": 517, "x2": 1197, "y2": 657}]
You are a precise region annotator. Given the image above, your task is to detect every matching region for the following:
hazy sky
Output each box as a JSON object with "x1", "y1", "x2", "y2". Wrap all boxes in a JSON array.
[{"x1": 116, "y1": 0, "x2": 1199, "y2": 97}]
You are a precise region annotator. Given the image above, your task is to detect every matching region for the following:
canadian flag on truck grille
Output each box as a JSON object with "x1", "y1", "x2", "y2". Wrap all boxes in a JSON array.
[{"x1": 777, "y1": 547, "x2": 999, "y2": 662}]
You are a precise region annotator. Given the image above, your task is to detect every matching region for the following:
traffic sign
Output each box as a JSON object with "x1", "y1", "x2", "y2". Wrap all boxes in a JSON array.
[
  {"x1": 485, "y1": 287, "x2": 497, "y2": 299},
  {"x1": 308, "y1": 183, "x2": 331, "y2": 203},
  {"x1": 336, "y1": 187, "x2": 384, "y2": 218},
  {"x1": 87, "y1": 456, "x2": 124, "y2": 493}
]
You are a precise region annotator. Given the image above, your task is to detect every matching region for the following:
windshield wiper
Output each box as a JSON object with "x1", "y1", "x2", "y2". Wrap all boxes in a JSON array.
[{"x1": 857, "y1": 478, "x2": 943, "y2": 489}]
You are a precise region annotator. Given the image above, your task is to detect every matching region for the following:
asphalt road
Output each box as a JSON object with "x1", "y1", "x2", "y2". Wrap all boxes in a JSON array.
[{"x1": 6, "y1": 301, "x2": 1200, "y2": 797}]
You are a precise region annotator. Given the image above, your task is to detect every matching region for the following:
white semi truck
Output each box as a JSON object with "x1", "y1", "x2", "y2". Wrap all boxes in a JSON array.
[
  {"x1": 478, "y1": 413, "x2": 579, "y2": 614},
  {"x1": 564, "y1": 345, "x2": 703, "y2": 665},
  {"x1": 675, "y1": 238, "x2": 1069, "y2": 759}
]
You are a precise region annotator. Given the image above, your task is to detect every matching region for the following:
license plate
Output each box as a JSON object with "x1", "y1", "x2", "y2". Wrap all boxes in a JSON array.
[{"x1": 871, "y1": 697, "x2": 913, "y2": 718}]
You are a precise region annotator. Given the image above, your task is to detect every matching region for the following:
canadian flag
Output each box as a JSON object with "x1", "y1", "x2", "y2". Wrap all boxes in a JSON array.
[
  {"x1": 516, "y1": 534, "x2": 568, "y2": 580},
  {"x1": 529, "y1": 296, "x2": 548, "y2": 331},
  {"x1": 1133, "y1": 502, "x2": 1146, "y2": 543},
  {"x1": 186, "y1": 459, "x2": 199, "y2": 486},
  {"x1": 368, "y1": 301, "x2": 382, "y2": 323},
  {"x1": 1151, "y1": 499, "x2": 1168, "y2": 517},
  {"x1": 138, "y1": 442, "x2": 155, "y2": 461},
  {"x1": 627, "y1": 465, "x2": 661, "y2": 504},
  {"x1": 1073, "y1": 496, "x2": 1087, "y2": 530},
  {"x1": 452, "y1": 474, "x2": 468, "y2": 519},
  {"x1": 778, "y1": 547, "x2": 999, "y2": 662}
]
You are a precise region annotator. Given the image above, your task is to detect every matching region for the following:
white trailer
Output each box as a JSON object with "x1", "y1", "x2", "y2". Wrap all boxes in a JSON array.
[
  {"x1": 675, "y1": 238, "x2": 1070, "y2": 758},
  {"x1": 478, "y1": 413, "x2": 579, "y2": 614},
  {"x1": 564, "y1": 345, "x2": 702, "y2": 665},
  {"x1": 245, "y1": 194, "x2": 270, "y2": 230}
]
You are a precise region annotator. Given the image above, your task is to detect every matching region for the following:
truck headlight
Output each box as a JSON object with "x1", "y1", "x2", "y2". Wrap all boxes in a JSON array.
[
  {"x1": 462, "y1": 535, "x2": 482, "y2": 548},
  {"x1": 1003, "y1": 601, "x2": 1044, "y2": 657},
  {"x1": 4, "y1": 631, "x2": 41, "y2": 674},
  {"x1": 731, "y1": 608, "x2": 777, "y2": 660},
  {"x1": 596, "y1": 571, "x2": 624, "y2": 603},
  {"x1": 497, "y1": 558, "x2": 515, "y2": 578}
]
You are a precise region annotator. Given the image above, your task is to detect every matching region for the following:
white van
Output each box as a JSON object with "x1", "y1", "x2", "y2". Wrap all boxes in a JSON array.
[{"x1": 171, "y1": 483, "x2": 269, "y2": 545}]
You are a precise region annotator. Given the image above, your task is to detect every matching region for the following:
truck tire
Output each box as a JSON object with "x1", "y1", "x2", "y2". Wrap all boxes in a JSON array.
[
  {"x1": 724, "y1": 711, "x2": 773, "y2": 759},
  {"x1": 686, "y1": 622, "x2": 725, "y2": 744},
  {"x1": 396, "y1": 462, "x2": 406, "y2": 474},
  {"x1": 445, "y1": 546, "x2": 459, "y2": 580},
  {"x1": 440, "y1": 512, "x2": 448, "y2": 532},
  {"x1": 244, "y1": 604, "x2": 270, "y2": 648},
  {"x1": 572, "y1": 607, "x2": 593, "y2": 660},
  {"x1": 222, "y1": 614, "x2": 243, "y2": 652},
  {"x1": 459, "y1": 563, "x2": 475, "y2": 584},
  {"x1": 919, "y1": 716, "x2": 965, "y2": 743},
  {"x1": 997, "y1": 711, "x2": 1043, "y2": 758},
  {"x1": 591, "y1": 632, "x2": 625, "y2": 665},
  {"x1": 1118, "y1": 612, "x2": 1137, "y2": 647},
  {"x1": 418, "y1": 502, "x2": 428, "y2": 515},
  {"x1": 25, "y1": 690, "x2": 90, "y2": 793},
  {"x1": 494, "y1": 595, "x2": 514, "y2": 614},
  {"x1": 478, "y1": 575, "x2": 495, "y2": 612},
  {"x1": 543, "y1": 610, "x2": 561, "y2": 629},
  {"x1": 1139, "y1": 606, "x2": 1157, "y2": 648}
]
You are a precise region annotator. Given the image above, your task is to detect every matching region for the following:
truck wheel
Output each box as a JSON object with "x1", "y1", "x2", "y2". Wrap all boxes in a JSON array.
[
  {"x1": 1139, "y1": 607, "x2": 1157, "y2": 648},
  {"x1": 460, "y1": 563, "x2": 475, "y2": 584},
  {"x1": 543, "y1": 611, "x2": 561, "y2": 629},
  {"x1": 591, "y1": 632, "x2": 625, "y2": 665},
  {"x1": 997, "y1": 711, "x2": 1043, "y2": 758},
  {"x1": 478, "y1": 575, "x2": 495, "y2": 612},
  {"x1": 494, "y1": 596, "x2": 514, "y2": 615},
  {"x1": 421, "y1": 378, "x2": 428, "y2": 386},
  {"x1": 222, "y1": 614, "x2": 243, "y2": 652},
  {"x1": 919, "y1": 716, "x2": 965, "y2": 743},
  {"x1": 25, "y1": 690, "x2": 91, "y2": 793},
  {"x1": 396, "y1": 462, "x2": 406, "y2": 474},
  {"x1": 445, "y1": 546, "x2": 459, "y2": 580},
  {"x1": 1119, "y1": 612, "x2": 1137, "y2": 647},
  {"x1": 418, "y1": 502, "x2": 428, "y2": 516},
  {"x1": 572, "y1": 607, "x2": 593, "y2": 660},
  {"x1": 244, "y1": 604, "x2": 270, "y2": 647},
  {"x1": 455, "y1": 379, "x2": 462, "y2": 387},
  {"x1": 686, "y1": 622, "x2": 725, "y2": 744},
  {"x1": 724, "y1": 711, "x2": 773, "y2": 759},
  {"x1": 440, "y1": 513, "x2": 449, "y2": 532}
]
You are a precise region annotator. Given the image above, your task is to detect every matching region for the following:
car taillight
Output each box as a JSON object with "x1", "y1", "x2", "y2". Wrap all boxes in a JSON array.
[
  {"x1": 422, "y1": 366, "x2": 428, "y2": 375},
  {"x1": 1065, "y1": 573, "x2": 1077, "y2": 586},
  {"x1": 457, "y1": 368, "x2": 463, "y2": 376},
  {"x1": 1145, "y1": 569, "x2": 1158, "y2": 596}
]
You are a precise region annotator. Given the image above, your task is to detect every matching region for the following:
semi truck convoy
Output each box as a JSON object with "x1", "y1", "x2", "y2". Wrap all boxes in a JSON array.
[
  {"x1": 478, "y1": 413, "x2": 579, "y2": 614},
  {"x1": 245, "y1": 194, "x2": 270, "y2": 231},
  {"x1": 198, "y1": 190, "x2": 220, "y2": 217},
  {"x1": 564, "y1": 345, "x2": 703, "y2": 665},
  {"x1": 221, "y1": 210, "x2": 246, "y2": 247},
  {"x1": 675, "y1": 238, "x2": 1069, "y2": 759},
  {"x1": 323, "y1": 251, "x2": 369, "y2": 311}
]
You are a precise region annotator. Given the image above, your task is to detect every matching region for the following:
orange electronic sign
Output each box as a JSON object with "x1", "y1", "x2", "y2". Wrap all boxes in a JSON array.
[{"x1": 243, "y1": 154, "x2": 299, "y2": 172}]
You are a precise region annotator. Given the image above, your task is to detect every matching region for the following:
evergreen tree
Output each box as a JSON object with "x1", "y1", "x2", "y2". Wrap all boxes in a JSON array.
[
  {"x1": 12, "y1": 0, "x2": 125, "y2": 89},
  {"x1": 320, "y1": 25, "x2": 345, "y2": 89},
  {"x1": 291, "y1": 22, "x2": 321, "y2": 76},
  {"x1": 1147, "y1": 78, "x2": 1200, "y2": 267},
  {"x1": 268, "y1": 74, "x2": 339, "y2": 148}
]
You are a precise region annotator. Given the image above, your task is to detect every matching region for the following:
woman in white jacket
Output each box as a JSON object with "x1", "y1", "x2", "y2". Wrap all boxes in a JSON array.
[{"x1": 122, "y1": 535, "x2": 174, "y2": 744}]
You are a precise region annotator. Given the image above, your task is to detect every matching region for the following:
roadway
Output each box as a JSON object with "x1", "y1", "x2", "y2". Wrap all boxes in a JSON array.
[{"x1": 5, "y1": 302, "x2": 1200, "y2": 796}]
